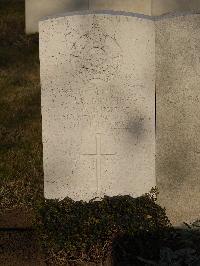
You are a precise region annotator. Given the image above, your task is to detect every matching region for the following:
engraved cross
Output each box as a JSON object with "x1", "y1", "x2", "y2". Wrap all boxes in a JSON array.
[{"x1": 81, "y1": 133, "x2": 116, "y2": 193}]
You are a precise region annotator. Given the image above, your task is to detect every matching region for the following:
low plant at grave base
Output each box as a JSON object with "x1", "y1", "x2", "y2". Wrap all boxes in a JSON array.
[{"x1": 34, "y1": 188, "x2": 172, "y2": 264}]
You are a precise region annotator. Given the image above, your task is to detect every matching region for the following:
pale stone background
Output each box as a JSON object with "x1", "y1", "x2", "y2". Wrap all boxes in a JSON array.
[
  {"x1": 40, "y1": 13, "x2": 155, "y2": 201},
  {"x1": 156, "y1": 14, "x2": 200, "y2": 225},
  {"x1": 26, "y1": 0, "x2": 200, "y2": 33},
  {"x1": 152, "y1": 0, "x2": 200, "y2": 16},
  {"x1": 89, "y1": 0, "x2": 151, "y2": 15},
  {"x1": 25, "y1": 0, "x2": 89, "y2": 33}
]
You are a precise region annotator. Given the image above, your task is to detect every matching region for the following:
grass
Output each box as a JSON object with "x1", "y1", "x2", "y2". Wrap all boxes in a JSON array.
[{"x1": 0, "y1": 0, "x2": 43, "y2": 210}]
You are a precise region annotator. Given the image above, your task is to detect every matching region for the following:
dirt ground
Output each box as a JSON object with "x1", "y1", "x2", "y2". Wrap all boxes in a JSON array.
[
  {"x1": 0, "y1": 1, "x2": 44, "y2": 264},
  {"x1": 0, "y1": 230, "x2": 45, "y2": 266},
  {"x1": 0, "y1": 0, "x2": 43, "y2": 218},
  {"x1": 0, "y1": 230, "x2": 113, "y2": 266}
]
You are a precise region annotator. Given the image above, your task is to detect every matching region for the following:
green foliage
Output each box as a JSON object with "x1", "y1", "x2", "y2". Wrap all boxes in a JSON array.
[{"x1": 34, "y1": 190, "x2": 171, "y2": 263}]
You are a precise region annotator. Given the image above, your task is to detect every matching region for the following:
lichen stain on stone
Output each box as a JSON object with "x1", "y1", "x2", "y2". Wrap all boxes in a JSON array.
[{"x1": 126, "y1": 115, "x2": 146, "y2": 141}]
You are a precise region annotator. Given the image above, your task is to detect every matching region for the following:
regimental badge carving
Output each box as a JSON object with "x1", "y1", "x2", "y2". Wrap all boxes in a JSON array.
[{"x1": 70, "y1": 23, "x2": 123, "y2": 83}]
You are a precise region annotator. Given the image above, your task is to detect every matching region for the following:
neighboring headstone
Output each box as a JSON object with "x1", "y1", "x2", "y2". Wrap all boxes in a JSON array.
[
  {"x1": 26, "y1": 0, "x2": 152, "y2": 34},
  {"x1": 152, "y1": 0, "x2": 200, "y2": 16},
  {"x1": 25, "y1": 0, "x2": 88, "y2": 33},
  {"x1": 89, "y1": 0, "x2": 151, "y2": 15},
  {"x1": 40, "y1": 12, "x2": 155, "y2": 201},
  {"x1": 26, "y1": 0, "x2": 200, "y2": 34},
  {"x1": 156, "y1": 14, "x2": 200, "y2": 225}
]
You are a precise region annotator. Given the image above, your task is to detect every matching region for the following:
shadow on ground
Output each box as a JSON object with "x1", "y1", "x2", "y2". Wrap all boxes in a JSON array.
[
  {"x1": 1, "y1": 227, "x2": 200, "y2": 265},
  {"x1": 112, "y1": 227, "x2": 200, "y2": 265}
]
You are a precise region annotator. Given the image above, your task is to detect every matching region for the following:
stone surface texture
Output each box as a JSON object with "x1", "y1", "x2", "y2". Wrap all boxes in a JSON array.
[
  {"x1": 40, "y1": 13, "x2": 155, "y2": 201},
  {"x1": 152, "y1": 0, "x2": 200, "y2": 16},
  {"x1": 156, "y1": 14, "x2": 200, "y2": 225}
]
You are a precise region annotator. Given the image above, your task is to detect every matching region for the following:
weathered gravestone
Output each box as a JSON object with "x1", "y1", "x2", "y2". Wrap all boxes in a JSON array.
[
  {"x1": 90, "y1": 0, "x2": 200, "y2": 16},
  {"x1": 155, "y1": 13, "x2": 200, "y2": 225},
  {"x1": 40, "y1": 12, "x2": 155, "y2": 201}
]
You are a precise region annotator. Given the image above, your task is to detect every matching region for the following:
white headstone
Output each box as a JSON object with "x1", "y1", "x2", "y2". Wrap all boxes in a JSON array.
[
  {"x1": 40, "y1": 12, "x2": 155, "y2": 201},
  {"x1": 156, "y1": 14, "x2": 200, "y2": 225}
]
